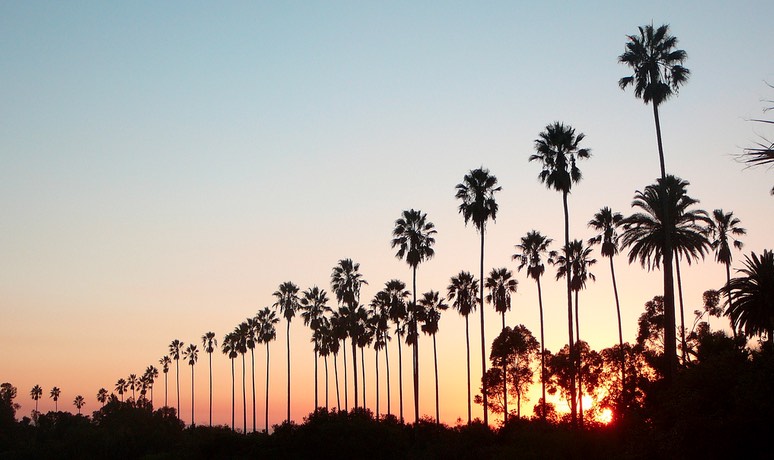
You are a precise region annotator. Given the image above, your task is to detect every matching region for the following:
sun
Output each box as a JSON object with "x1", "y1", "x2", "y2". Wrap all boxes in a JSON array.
[{"x1": 599, "y1": 408, "x2": 613, "y2": 425}]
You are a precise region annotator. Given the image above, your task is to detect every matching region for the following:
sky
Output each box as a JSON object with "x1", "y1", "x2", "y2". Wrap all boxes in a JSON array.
[{"x1": 1, "y1": 1, "x2": 773, "y2": 429}]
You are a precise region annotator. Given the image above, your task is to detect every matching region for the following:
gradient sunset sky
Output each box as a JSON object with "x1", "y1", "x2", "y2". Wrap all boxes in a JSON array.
[{"x1": 2, "y1": 1, "x2": 773, "y2": 428}]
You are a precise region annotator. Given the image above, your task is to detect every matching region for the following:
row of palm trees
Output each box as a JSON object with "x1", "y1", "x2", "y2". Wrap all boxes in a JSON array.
[{"x1": 28, "y1": 385, "x2": 85, "y2": 415}]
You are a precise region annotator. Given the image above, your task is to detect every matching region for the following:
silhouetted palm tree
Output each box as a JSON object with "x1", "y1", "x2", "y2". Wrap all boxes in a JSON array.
[
  {"x1": 588, "y1": 207, "x2": 626, "y2": 409},
  {"x1": 300, "y1": 286, "x2": 333, "y2": 411},
  {"x1": 73, "y1": 395, "x2": 85, "y2": 415},
  {"x1": 513, "y1": 230, "x2": 556, "y2": 420},
  {"x1": 385, "y1": 279, "x2": 409, "y2": 422},
  {"x1": 97, "y1": 388, "x2": 108, "y2": 408},
  {"x1": 245, "y1": 318, "x2": 259, "y2": 432},
  {"x1": 370, "y1": 289, "x2": 393, "y2": 419},
  {"x1": 143, "y1": 365, "x2": 159, "y2": 405},
  {"x1": 30, "y1": 385, "x2": 42, "y2": 413},
  {"x1": 455, "y1": 167, "x2": 501, "y2": 426},
  {"x1": 355, "y1": 305, "x2": 375, "y2": 411},
  {"x1": 722, "y1": 250, "x2": 774, "y2": 345},
  {"x1": 234, "y1": 322, "x2": 249, "y2": 432},
  {"x1": 201, "y1": 331, "x2": 217, "y2": 426},
  {"x1": 183, "y1": 343, "x2": 198, "y2": 425},
  {"x1": 706, "y1": 209, "x2": 746, "y2": 334},
  {"x1": 127, "y1": 373, "x2": 138, "y2": 403},
  {"x1": 314, "y1": 316, "x2": 333, "y2": 410},
  {"x1": 331, "y1": 259, "x2": 368, "y2": 409},
  {"x1": 529, "y1": 122, "x2": 590, "y2": 425},
  {"x1": 159, "y1": 355, "x2": 171, "y2": 407},
  {"x1": 169, "y1": 339, "x2": 184, "y2": 416},
  {"x1": 273, "y1": 281, "x2": 300, "y2": 423},
  {"x1": 49, "y1": 387, "x2": 61, "y2": 411},
  {"x1": 256, "y1": 307, "x2": 279, "y2": 433},
  {"x1": 447, "y1": 271, "x2": 479, "y2": 424},
  {"x1": 329, "y1": 309, "x2": 347, "y2": 410},
  {"x1": 418, "y1": 290, "x2": 448, "y2": 424},
  {"x1": 485, "y1": 267, "x2": 518, "y2": 331},
  {"x1": 391, "y1": 209, "x2": 436, "y2": 423},
  {"x1": 115, "y1": 379, "x2": 127, "y2": 402},
  {"x1": 221, "y1": 332, "x2": 238, "y2": 431},
  {"x1": 619, "y1": 23, "x2": 689, "y2": 381}
]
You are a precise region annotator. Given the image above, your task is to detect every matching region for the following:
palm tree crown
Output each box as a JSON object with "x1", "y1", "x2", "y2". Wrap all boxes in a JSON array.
[
  {"x1": 705, "y1": 209, "x2": 746, "y2": 266},
  {"x1": 391, "y1": 209, "x2": 437, "y2": 269},
  {"x1": 722, "y1": 250, "x2": 774, "y2": 342},
  {"x1": 529, "y1": 122, "x2": 591, "y2": 194},
  {"x1": 514, "y1": 231, "x2": 557, "y2": 282},
  {"x1": 447, "y1": 271, "x2": 479, "y2": 318},
  {"x1": 485, "y1": 267, "x2": 518, "y2": 325},
  {"x1": 588, "y1": 207, "x2": 624, "y2": 258},
  {"x1": 455, "y1": 168, "x2": 501, "y2": 233}
]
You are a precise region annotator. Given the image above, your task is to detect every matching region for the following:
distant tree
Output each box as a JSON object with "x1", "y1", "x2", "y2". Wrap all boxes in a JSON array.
[
  {"x1": 30, "y1": 385, "x2": 43, "y2": 413},
  {"x1": 73, "y1": 395, "x2": 85, "y2": 415},
  {"x1": 273, "y1": 281, "x2": 300, "y2": 423},
  {"x1": 418, "y1": 290, "x2": 448, "y2": 424},
  {"x1": 722, "y1": 250, "x2": 774, "y2": 345},
  {"x1": 143, "y1": 365, "x2": 159, "y2": 405},
  {"x1": 221, "y1": 331, "x2": 239, "y2": 431},
  {"x1": 256, "y1": 307, "x2": 279, "y2": 433},
  {"x1": 370, "y1": 288, "x2": 393, "y2": 419},
  {"x1": 385, "y1": 279, "x2": 409, "y2": 422},
  {"x1": 355, "y1": 305, "x2": 375, "y2": 411},
  {"x1": 168, "y1": 339, "x2": 184, "y2": 416},
  {"x1": 49, "y1": 387, "x2": 61, "y2": 412},
  {"x1": 1, "y1": 383, "x2": 19, "y2": 422},
  {"x1": 485, "y1": 267, "x2": 518, "y2": 331},
  {"x1": 455, "y1": 167, "x2": 501, "y2": 426},
  {"x1": 183, "y1": 343, "x2": 198, "y2": 425},
  {"x1": 159, "y1": 355, "x2": 171, "y2": 407},
  {"x1": 127, "y1": 374, "x2": 138, "y2": 403},
  {"x1": 114, "y1": 379, "x2": 127, "y2": 403},
  {"x1": 300, "y1": 286, "x2": 333, "y2": 412},
  {"x1": 447, "y1": 271, "x2": 479, "y2": 424},
  {"x1": 97, "y1": 388, "x2": 108, "y2": 408},
  {"x1": 201, "y1": 331, "x2": 217, "y2": 427},
  {"x1": 244, "y1": 318, "x2": 259, "y2": 432},
  {"x1": 234, "y1": 322, "x2": 249, "y2": 432}
]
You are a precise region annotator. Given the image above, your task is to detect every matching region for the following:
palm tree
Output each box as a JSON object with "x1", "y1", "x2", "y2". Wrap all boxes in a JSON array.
[
  {"x1": 245, "y1": 318, "x2": 259, "y2": 432},
  {"x1": 169, "y1": 339, "x2": 184, "y2": 416},
  {"x1": 455, "y1": 167, "x2": 501, "y2": 426},
  {"x1": 143, "y1": 365, "x2": 159, "y2": 405},
  {"x1": 314, "y1": 316, "x2": 334, "y2": 410},
  {"x1": 300, "y1": 286, "x2": 333, "y2": 411},
  {"x1": 159, "y1": 355, "x2": 171, "y2": 407},
  {"x1": 49, "y1": 387, "x2": 61, "y2": 411},
  {"x1": 418, "y1": 290, "x2": 448, "y2": 424},
  {"x1": 447, "y1": 271, "x2": 479, "y2": 424},
  {"x1": 221, "y1": 332, "x2": 238, "y2": 431},
  {"x1": 705, "y1": 209, "x2": 746, "y2": 334},
  {"x1": 256, "y1": 307, "x2": 279, "y2": 433},
  {"x1": 588, "y1": 207, "x2": 626, "y2": 409},
  {"x1": 73, "y1": 395, "x2": 85, "y2": 415},
  {"x1": 183, "y1": 343, "x2": 198, "y2": 425},
  {"x1": 30, "y1": 385, "x2": 42, "y2": 413},
  {"x1": 369, "y1": 290, "x2": 391, "y2": 419},
  {"x1": 355, "y1": 305, "x2": 375, "y2": 411},
  {"x1": 331, "y1": 259, "x2": 368, "y2": 409},
  {"x1": 529, "y1": 122, "x2": 590, "y2": 425},
  {"x1": 385, "y1": 279, "x2": 409, "y2": 422},
  {"x1": 115, "y1": 379, "x2": 127, "y2": 402},
  {"x1": 201, "y1": 331, "x2": 217, "y2": 426},
  {"x1": 127, "y1": 373, "x2": 138, "y2": 403},
  {"x1": 329, "y1": 309, "x2": 347, "y2": 410},
  {"x1": 234, "y1": 322, "x2": 249, "y2": 432},
  {"x1": 621, "y1": 175, "x2": 709, "y2": 370},
  {"x1": 273, "y1": 281, "x2": 300, "y2": 423},
  {"x1": 97, "y1": 388, "x2": 108, "y2": 408},
  {"x1": 391, "y1": 208, "x2": 436, "y2": 423},
  {"x1": 513, "y1": 230, "x2": 556, "y2": 420},
  {"x1": 722, "y1": 250, "x2": 774, "y2": 345},
  {"x1": 619, "y1": 23, "x2": 689, "y2": 381},
  {"x1": 485, "y1": 267, "x2": 518, "y2": 331}
]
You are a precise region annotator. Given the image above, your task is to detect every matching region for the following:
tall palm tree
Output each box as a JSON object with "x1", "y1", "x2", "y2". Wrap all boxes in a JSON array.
[
  {"x1": 455, "y1": 167, "x2": 501, "y2": 426},
  {"x1": 273, "y1": 281, "x2": 300, "y2": 423},
  {"x1": 418, "y1": 290, "x2": 448, "y2": 424},
  {"x1": 314, "y1": 316, "x2": 333, "y2": 410},
  {"x1": 300, "y1": 286, "x2": 333, "y2": 411},
  {"x1": 234, "y1": 322, "x2": 249, "y2": 432},
  {"x1": 183, "y1": 343, "x2": 198, "y2": 426},
  {"x1": 529, "y1": 122, "x2": 590, "y2": 425},
  {"x1": 127, "y1": 373, "x2": 138, "y2": 403},
  {"x1": 97, "y1": 388, "x2": 108, "y2": 408},
  {"x1": 168, "y1": 339, "x2": 184, "y2": 416},
  {"x1": 73, "y1": 395, "x2": 85, "y2": 415},
  {"x1": 513, "y1": 230, "x2": 556, "y2": 419},
  {"x1": 391, "y1": 208, "x2": 436, "y2": 423},
  {"x1": 256, "y1": 307, "x2": 279, "y2": 433},
  {"x1": 619, "y1": 23, "x2": 689, "y2": 381},
  {"x1": 447, "y1": 271, "x2": 479, "y2": 424},
  {"x1": 30, "y1": 385, "x2": 42, "y2": 413},
  {"x1": 201, "y1": 331, "x2": 217, "y2": 426},
  {"x1": 49, "y1": 387, "x2": 61, "y2": 411},
  {"x1": 159, "y1": 355, "x2": 171, "y2": 407},
  {"x1": 221, "y1": 332, "x2": 239, "y2": 431},
  {"x1": 485, "y1": 267, "x2": 518, "y2": 331},
  {"x1": 722, "y1": 250, "x2": 774, "y2": 345},
  {"x1": 370, "y1": 289, "x2": 392, "y2": 419},
  {"x1": 331, "y1": 259, "x2": 368, "y2": 409},
  {"x1": 588, "y1": 208, "x2": 626, "y2": 409},
  {"x1": 329, "y1": 309, "x2": 347, "y2": 410},
  {"x1": 355, "y1": 305, "x2": 375, "y2": 411},
  {"x1": 385, "y1": 279, "x2": 409, "y2": 422},
  {"x1": 143, "y1": 365, "x2": 159, "y2": 405},
  {"x1": 115, "y1": 379, "x2": 127, "y2": 402},
  {"x1": 245, "y1": 318, "x2": 259, "y2": 432},
  {"x1": 705, "y1": 209, "x2": 746, "y2": 333}
]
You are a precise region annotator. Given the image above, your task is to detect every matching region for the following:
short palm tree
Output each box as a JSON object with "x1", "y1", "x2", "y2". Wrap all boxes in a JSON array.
[
  {"x1": 529, "y1": 122, "x2": 590, "y2": 425},
  {"x1": 418, "y1": 290, "x2": 448, "y2": 424},
  {"x1": 619, "y1": 23, "x2": 689, "y2": 381},
  {"x1": 97, "y1": 388, "x2": 108, "y2": 408},
  {"x1": 588, "y1": 208, "x2": 626, "y2": 409},
  {"x1": 169, "y1": 339, "x2": 184, "y2": 416},
  {"x1": 314, "y1": 316, "x2": 334, "y2": 410},
  {"x1": 300, "y1": 286, "x2": 333, "y2": 411},
  {"x1": 127, "y1": 373, "x2": 138, "y2": 403},
  {"x1": 256, "y1": 307, "x2": 279, "y2": 433},
  {"x1": 183, "y1": 343, "x2": 198, "y2": 425},
  {"x1": 485, "y1": 267, "x2": 518, "y2": 331},
  {"x1": 705, "y1": 209, "x2": 746, "y2": 331},
  {"x1": 513, "y1": 230, "x2": 556, "y2": 418},
  {"x1": 143, "y1": 365, "x2": 159, "y2": 405},
  {"x1": 201, "y1": 331, "x2": 217, "y2": 426},
  {"x1": 447, "y1": 271, "x2": 479, "y2": 424},
  {"x1": 73, "y1": 395, "x2": 85, "y2": 415},
  {"x1": 221, "y1": 332, "x2": 239, "y2": 431},
  {"x1": 722, "y1": 250, "x2": 774, "y2": 345},
  {"x1": 455, "y1": 167, "x2": 501, "y2": 426},
  {"x1": 370, "y1": 289, "x2": 393, "y2": 419},
  {"x1": 159, "y1": 355, "x2": 171, "y2": 407},
  {"x1": 49, "y1": 387, "x2": 61, "y2": 411},
  {"x1": 385, "y1": 279, "x2": 409, "y2": 422},
  {"x1": 30, "y1": 385, "x2": 43, "y2": 413},
  {"x1": 273, "y1": 281, "x2": 300, "y2": 423},
  {"x1": 355, "y1": 305, "x2": 375, "y2": 411},
  {"x1": 391, "y1": 208, "x2": 436, "y2": 423},
  {"x1": 115, "y1": 379, "x2": 127, "y2": 402}
]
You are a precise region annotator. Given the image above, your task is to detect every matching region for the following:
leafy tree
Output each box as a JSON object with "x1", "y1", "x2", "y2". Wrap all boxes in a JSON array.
[
  {"x1": 418, "y1": 290, "x2": 448, "y2": 424},
  {"x1": 455, "y1": 168, "x2": 501, "y2": 425},
  {"x1": 529, "y1": 122, "x2": 590, "y2": 425},
  {"x1": 201, "y1": 331, "x2": 217, "y2": 426},
  {"x1": 722, "y1": 250, "x2": 774, "y2": 345},
  {"x1": 183, "y1": 343, "x2": 198, "y2": 425},
  {"x1": 1, "y1": 383, "x2": 19, "y2": 424},
  {"x1": 273, "y1": 281, "x2": 300, "y2": 423},
  {"x1": 447, "y1": 271, "x2": 479, "y2": 424}
]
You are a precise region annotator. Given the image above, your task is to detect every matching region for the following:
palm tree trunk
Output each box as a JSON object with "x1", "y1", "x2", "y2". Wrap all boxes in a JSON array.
[
  {"x1": 191, "y1": 365, "x2": 195, "y2": 426},
  {"x1": 465, "y1": 315, "x2": 472, "y2": 424},
  {"x1": 334, "y1": 352, "x2": 341, "y2": 410},
  {"x1": 209, "y1": 352, "x2": 213, "y2": 427},
  {"x1": 725, "y1": 262, "x2": 738, "y2": 339},
  {"x1": 413, "y1": 265, "x2": 420, "y2": 423},
  {"x1": 397, "y1": 330, "x2": 404, "y2": 423},
  {"x1": 352, "y1": 338, "x2": 359, "y2": 409},
  {"x1": 375, "y1": 347, "x2": 380, "y2": 420},
  {"x1": 231, "y1": 358, "x2": 235, "y2": 431},
  {"x1": 479, "y1": 229, "x2": 488, "y2": 426},
  {"x1": 250, "y1": 348, "x2": 256, "y2": 432},
  {"x1": 675, "y1": 256, "x2": 688, "y2": 364},
  {"x1": 361, "y1": 346, "x2": 366, "y2": 411},
  {"x1": 314, "y1": 350, "x2": 318, "y2": 411},
  {"x1": 385, "y1": 332, "x2": 391, "y2": 417},
  {"x1": 575, "y1": 289, "x2": 584, "y2": 428},
  {"x1": 537, "y1": 277, "x2": 546, "y2": 421},
  {"x1": 653, "y1": 102, "x2": 678, "y2": 382},
  {"x1": 176, "y1": 359, "x2": 181, "y2": 418},
  {"x1": 609, "y1": 255, "x2": 625, "y2": 413},
  {"x1": 325, "y1": 354, "x2": 330, "y2": 410},
  {"x1": 343, "y1": 338, "x2": 348, "y2": 411},
  {"x1": 562, "y1": 191, "x2": 577, "y2": 426},
  {"x1": 164, "y1": 373, "x2": 168, "y2": 408},
  {"x1": 433, "y1": 333, "x2": 440, "y2": 424},
  {"x1": 242, "y1": 353, "x2": 247, "y2": 432},
  {"x1": 286, "y1": 321, "x2": 291, "y2": 423},
  {"x1": 265, "y1": 343, "x2": 270, "y2": 433}
]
